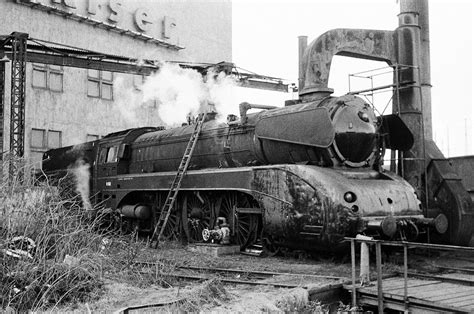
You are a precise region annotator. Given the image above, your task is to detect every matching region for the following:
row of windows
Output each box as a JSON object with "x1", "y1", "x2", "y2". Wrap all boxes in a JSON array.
[
  {"x1": 98, "y1": 146, "x2": 159, "y2": 164},
  {"x1": 99, "y1": 146, "x2": 118, "y2": 164},
  {"x1": 30, "y1": 128, "x2": 100, "y2": 150},
  {"x1": 87, "y1": 69, "x2": 113, "y2": 100},
  {"x1": 31, "y1": 128, "x2": 62, "y2": 149},
  {"x1": 32, "y1": 65, "x2": 146, "y2": 100},
  {"x1": 32, "y1": 64, "x2": 64, "y2": 92}
]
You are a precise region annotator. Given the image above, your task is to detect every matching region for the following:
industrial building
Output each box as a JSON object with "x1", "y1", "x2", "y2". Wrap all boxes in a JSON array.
[{"x1": 0, "y1": 0, "x2": 232, "y2": 167}]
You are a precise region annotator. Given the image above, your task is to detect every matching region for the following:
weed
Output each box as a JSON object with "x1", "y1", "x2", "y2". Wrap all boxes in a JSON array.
[{"x1": 0, "y1": 157, "x2": 108, "y2": 311}]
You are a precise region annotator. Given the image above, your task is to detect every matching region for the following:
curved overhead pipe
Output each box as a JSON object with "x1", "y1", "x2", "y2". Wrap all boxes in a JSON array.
[{"x1": 298, "y1": 28, "x2": 396, "y2": 101}]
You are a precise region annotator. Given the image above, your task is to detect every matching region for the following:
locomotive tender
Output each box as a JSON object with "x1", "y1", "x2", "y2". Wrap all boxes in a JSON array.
[{"x1": 42, "y1": 93, "x2": 448, "y2": 252}]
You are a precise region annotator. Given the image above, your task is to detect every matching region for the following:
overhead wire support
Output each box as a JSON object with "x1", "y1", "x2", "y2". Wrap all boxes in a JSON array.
[
  {"x1": 8, "y1": 32, "x2": 28, "y2": 177},
  {"x1": 0, "y1": 31, "x2": 292, "y2": 172},
  {"x1": 150, "y1": 112, "x2": 207, "y2": 248},
  {"x1": 0, "y1": 59, "x2": 5, "y2": 160}
]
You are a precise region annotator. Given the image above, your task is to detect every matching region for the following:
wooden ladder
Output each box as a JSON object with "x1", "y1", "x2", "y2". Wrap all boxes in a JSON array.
[{"x1": 150, "y1": 112, "x2": 207, "y2": 248}]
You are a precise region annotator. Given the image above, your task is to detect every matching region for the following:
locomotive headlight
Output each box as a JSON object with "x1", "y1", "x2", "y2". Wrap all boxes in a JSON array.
[
  {"x1": 344, "y1": 191, "x2": 357, "y2": 203},
  {"x1": 358, "y1": 111, "x2": 370, "y2": 123}
]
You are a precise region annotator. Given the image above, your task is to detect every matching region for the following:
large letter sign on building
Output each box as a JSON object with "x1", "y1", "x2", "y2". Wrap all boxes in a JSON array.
[{"x1": 15, "y1": 0, "x2": 180, "y2": 46}]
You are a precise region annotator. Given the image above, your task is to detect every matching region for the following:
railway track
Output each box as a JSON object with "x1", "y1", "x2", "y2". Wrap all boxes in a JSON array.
[
  {"x1": 115, "y1": 239, "x2": 474, "y2": 313},
  {"x1": 130, "y1": 260, "x2": 346, "y2": 288},
  {"x1": 114, "y1": 260, "x2": 347, "y2": 313},
  {"x1": 435, "y1": 265, "x2": 474, "y2": 275}
]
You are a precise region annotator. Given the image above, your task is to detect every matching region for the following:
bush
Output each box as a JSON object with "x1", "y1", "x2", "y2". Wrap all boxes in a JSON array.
[{"x1": 0, "y1": 157, "x2": 107, "y2": 311}]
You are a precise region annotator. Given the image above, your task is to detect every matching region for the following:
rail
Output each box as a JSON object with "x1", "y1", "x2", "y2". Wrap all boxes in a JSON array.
[
  {"x1": 114, "y1": 261, "x2": 345, "y2": 313},
  {"x1": 345, "y1": 237, "x2": 474, "y2": 313},
  {"x1": 131, "y1": 260, "x2": 345, "y2": 280}
]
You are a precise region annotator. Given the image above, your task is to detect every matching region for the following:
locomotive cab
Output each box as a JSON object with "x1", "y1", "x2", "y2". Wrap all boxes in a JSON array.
[{"x1": 94, "y1": 127, "x2": 160, "y2": 206}]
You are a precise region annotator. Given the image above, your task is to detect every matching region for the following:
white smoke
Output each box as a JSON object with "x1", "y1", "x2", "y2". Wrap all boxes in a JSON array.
[
  {"x1": 113, "y1": 75, "x2": 146, "y2": 125},
  {"x1": 205, "y1": 70, "x2": 239, "y2": 120},
  {"x1": 142, "y1": 64, "x2": 208, "y2": 125},
  {"x1": 69, "y1": 159, "x2": 93, "y2": 211},
  {"x1": 112, "y1": 63, "x2": 241, "y2": 127}
]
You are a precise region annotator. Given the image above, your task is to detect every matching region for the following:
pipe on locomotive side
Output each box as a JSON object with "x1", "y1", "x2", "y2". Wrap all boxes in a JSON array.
[{"x1": 117, "y1": 204, "x2": 151, "y2": 220}]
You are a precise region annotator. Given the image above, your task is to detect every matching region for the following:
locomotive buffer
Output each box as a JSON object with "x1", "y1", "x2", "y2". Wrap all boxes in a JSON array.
[{"x1": 150, "y1": 112, "x2": 207, "y2": 248}]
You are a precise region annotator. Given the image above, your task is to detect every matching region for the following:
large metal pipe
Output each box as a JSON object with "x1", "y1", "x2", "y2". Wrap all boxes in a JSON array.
[
  {"x1": 400, "y1": 0, "x2": 432, "y2": 140},
  {"x1": 118, "y1": 204, "x2": 151, "y2": 219},
  {"x1": 297, "y1": 28, "x2": 395, "y2": 102},
  {"x1": 395, "y1": 0, "x2": 435, "y2": 199},
  {"x1": 298, "y1": 36, "x2": 307, "y2": 93},
  {"x1": 394, "y1": 10, "x2": 425, "y2": 197},
  {"x1": 239, "y1": 102, "x2": 277, "y2": 124}
]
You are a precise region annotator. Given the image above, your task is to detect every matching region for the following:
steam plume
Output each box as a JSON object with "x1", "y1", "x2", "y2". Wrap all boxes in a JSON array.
[
  {"x1": 69, "y1": 159, "x2": 93, "y2": 211},
  {"x1": 113, "y1": 63, "x2": 240, "y2": 127},
  {"x1": 113, "y1": 76, "x2": 145, "y2": 124}
]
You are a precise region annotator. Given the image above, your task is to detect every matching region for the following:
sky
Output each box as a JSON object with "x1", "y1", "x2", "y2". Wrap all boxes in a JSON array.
[{"x1": 231, "y1": 0, "x2": 474, "y2": 157}]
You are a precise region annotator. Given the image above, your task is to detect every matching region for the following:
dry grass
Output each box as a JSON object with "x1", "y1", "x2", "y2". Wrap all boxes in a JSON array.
[
  {"x1": 0, "y1": 156, "x2": 190, "y2": 311},
  {"x1": 0, "y1": 157, "x2": 111, "y2": 311},
  {"x1": 163, "y1": 278, "x2": 231, "y2": 312}
]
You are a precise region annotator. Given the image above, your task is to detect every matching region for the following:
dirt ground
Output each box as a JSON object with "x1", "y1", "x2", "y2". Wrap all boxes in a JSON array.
[
  {"x1": 61, "y1": 241, "x2": 352, "y2": 312},
  {"x1": 62, "y1": 241, "x2": 474, "y2": 313}
]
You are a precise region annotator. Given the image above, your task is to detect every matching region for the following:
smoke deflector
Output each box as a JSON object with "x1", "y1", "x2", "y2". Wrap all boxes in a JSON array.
[{"x1": 255, "y1": 106, "x2": 334, "y2": 148}]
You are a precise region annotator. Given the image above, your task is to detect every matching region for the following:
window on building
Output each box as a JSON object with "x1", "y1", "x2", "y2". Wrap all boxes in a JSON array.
[
  {"x1": 31, "y1": 129, "x2": 62, "y2": 150},
  {"x1": 32, "y1": 63, "x2": 64, "y2": 92},
  {"x1": 47, "y1": 130, "x2": 61, "y2": 149},
  {"x1": 87, "y1": 134, "x2": 100, "y2": 142},
  {"x1": 49, "y1": 65, "x2": 64, "y2": 92},
  {"x1": 31, "y1": 128, "x2": 46, "y2": 148},
  {"x1": 87, "y1": 70, "x2": 113, "y2": 100},
  {"x1": 32, "y1": 64, "x2": 47, "y2": 88}
]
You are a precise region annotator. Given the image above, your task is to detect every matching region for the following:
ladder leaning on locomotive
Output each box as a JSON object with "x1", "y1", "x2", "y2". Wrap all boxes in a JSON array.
[{"x1": 42, "y1": 94, "x2": 448, "y2": 252}]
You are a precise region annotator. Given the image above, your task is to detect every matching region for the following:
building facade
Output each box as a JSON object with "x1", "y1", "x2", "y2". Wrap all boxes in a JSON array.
[{"x1": 0, "y1": 0, "x2": 232, "y2": 166}]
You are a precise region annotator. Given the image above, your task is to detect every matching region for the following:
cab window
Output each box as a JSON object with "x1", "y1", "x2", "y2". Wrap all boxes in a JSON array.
[
  {"x1": 106, "y1": 146, "x2": 118, "y2": 163},
  {"x1": 99, "y1": 146, "x2": 118, "y2": 164},
  {"x1": 99, "y1": 148, "x2": 108, "y2": 164}
]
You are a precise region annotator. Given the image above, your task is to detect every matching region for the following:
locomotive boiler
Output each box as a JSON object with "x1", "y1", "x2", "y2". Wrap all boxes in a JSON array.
[{"x1": 42, "y1": 93, "x2": 448, "y2": 252}]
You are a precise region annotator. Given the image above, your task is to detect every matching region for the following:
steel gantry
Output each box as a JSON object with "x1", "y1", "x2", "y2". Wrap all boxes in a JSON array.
[
  {"x1": 0, "y1": 32, "x2": 291, "y2": 165},
  {"x1": 0, "y1": 56, "x2": 5, "y2": 159},
  {"x1": 8, "y1": 32, "x2": 28, "y2": 160}
]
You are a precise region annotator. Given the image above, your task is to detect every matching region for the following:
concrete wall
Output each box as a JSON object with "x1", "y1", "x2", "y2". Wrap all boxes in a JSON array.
[{"x1": 0, "y1": 0, "x2": 232, "y2": 166}]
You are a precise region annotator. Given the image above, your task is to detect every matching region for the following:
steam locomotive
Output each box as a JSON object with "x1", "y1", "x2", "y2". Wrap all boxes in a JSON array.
[{"x1": 42, "y1": 93, "x2": 448, "y2": 252}]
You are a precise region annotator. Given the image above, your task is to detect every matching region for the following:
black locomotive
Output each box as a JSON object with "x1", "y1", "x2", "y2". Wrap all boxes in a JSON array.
[{"x1": 42, "y1": 94, "x2": 448, "y2": 252}]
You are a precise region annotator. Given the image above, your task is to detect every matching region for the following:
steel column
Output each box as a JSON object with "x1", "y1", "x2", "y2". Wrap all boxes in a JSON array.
[
  {"x1": 351, "y1": 239, "x2": 357, "y2": 308},
  {"x1": 8, "y1": 33, "x2": 28, "y2": 179},
  {"x1": 0, "y1": 60, "x2": 5, "y2": 160},
  {"x1": 404, "y1": 244, "x2": 408, "y2": 311},
  {"x1": 9, "y1": 33, "x2": 28, "y2": 158},
  {"x1": 376, "y1": 241, "x2": 384, "y2": 314},
  {"x1": 400, "y1": 0, "x2": 432, "y2": 140}
]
